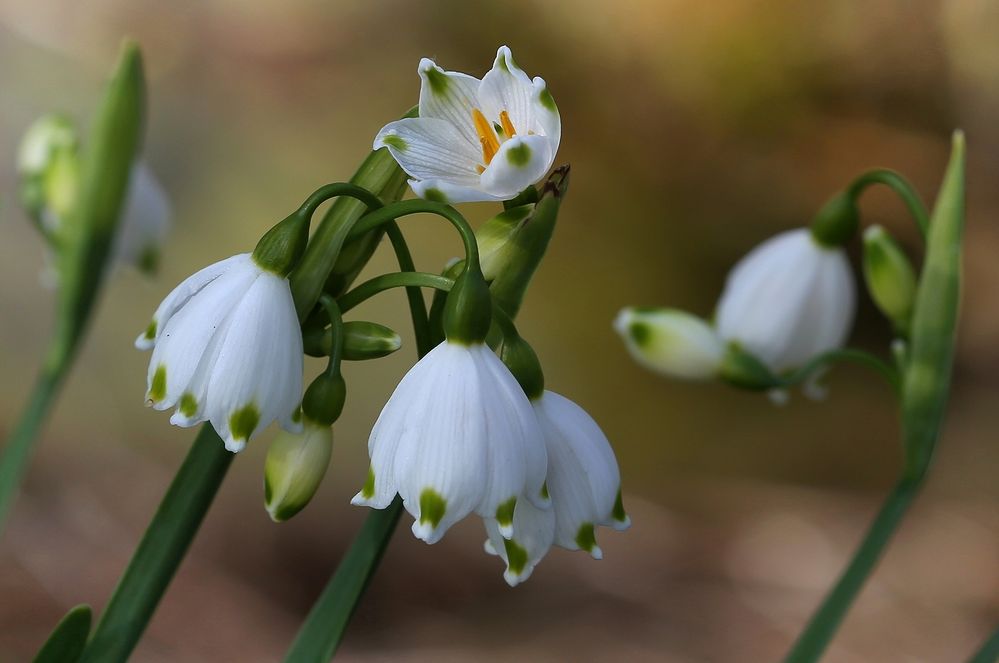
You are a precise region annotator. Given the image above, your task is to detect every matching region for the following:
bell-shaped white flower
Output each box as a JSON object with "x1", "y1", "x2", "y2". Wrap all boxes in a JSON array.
[
  {"x1": 482, "y1": 390, "x2": 630, "y2": 585},
  {"x1": 715, "y1": 228, "x2": 856, "y2": 372},
  {"x1": 136, "y1": 253, "x2": 303, "y2": 452},
  {"x1": 113, "y1": 162, "x2": 172, "y2": 273},
  {"x1": 614, "y1": 307, "x2": 724, "y2": 380},
  {"x1": 374, "y1": 45, "x2": 560, "y2": 203},
  {"x1": 351, "y1": 341, "x2": 549, "y2": 545}
]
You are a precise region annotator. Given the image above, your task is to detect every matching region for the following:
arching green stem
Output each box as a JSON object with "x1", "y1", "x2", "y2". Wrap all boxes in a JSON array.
[
  {"x1": 384, "y1": 222, "x2": 432, "y2": 357},
  {"x1": 778, "y1": 349, "x2": 900, "y2": 395},
  {"x1": 318, "y1": 294, "x2": 345, "y2": 377},
  {"x1": 847, "y1": 169, "x2": 930, "y2": 239},
  {"x1": 338, "y1": 273, "x2": 454, "y2": 314},
  {"x1": 347, "y1": 199, "x2": 480, "y2": 268}
]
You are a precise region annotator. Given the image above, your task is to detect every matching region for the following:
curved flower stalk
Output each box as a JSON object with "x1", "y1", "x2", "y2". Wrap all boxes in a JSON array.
[
  {"x1": 352, "y1": 340, "x2": 549, "y2": 544},
  {"x1": 484, "y1": 390, "x2": 629, "y2": 586},
  {"x1": 136, "y1": 253, "x2": 303, "y2": 452},
  {"x1": 374, "y1": 45, "x2": 560, "y2": 203}
]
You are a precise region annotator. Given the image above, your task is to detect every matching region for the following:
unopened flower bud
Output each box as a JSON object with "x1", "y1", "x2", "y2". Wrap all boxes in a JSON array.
[
  {"x1": 264, "y1": 421, "x2": 333, "y2": 522},
  {"x1": 302, "y1": 372, "x2": 347, "y2": 427},
  {"x1": 810, "y1": 191, "x2": 859, "y2": 248},
  {"x1": 862, "y1": 225, "x2": 916, "y2": 332},
  {"x1": 614, "y1": 308, "x2": 723, "y2": 380},
  {"x1": 304, "y1": 320, "x2": 402, "y2": 360}
]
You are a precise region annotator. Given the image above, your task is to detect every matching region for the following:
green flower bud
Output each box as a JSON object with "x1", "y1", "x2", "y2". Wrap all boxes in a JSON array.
[
  {"x1": 17, "y1": 114, "x2": 78, "y2": 177},
  {"x1": 303, "y1": 320, "x2": 402, "y2": 360},
  {"x1": 252, "y1": 210, "x2": 309, "y2": 277},
  {"x1": 810, "y1": 191, "x2": 860, "y2": 248},
  {"x1": 301, "y1": 371, "x2": 347, "y2": 426},
  {"x1": 498, "y1": 333, "x2": 545, "y2": 400},
  {"x1": 614, "y1": 307, "x2": 724, "y2": 380},
  {"x1": 862, "y1": 225, "x2": 917, "y2": 332},
  {"x1": 443, "y1": 264, "x2": 492, "y2": 345},
  {"x1": 264, "y1": 421, "x2": 333, "y2": 522},
  {"x1": 17, "y1": 114, "x2": 80, "y2": 229}
]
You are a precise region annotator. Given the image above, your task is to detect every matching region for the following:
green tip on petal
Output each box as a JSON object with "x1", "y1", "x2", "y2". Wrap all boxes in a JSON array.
[
  {"x1": 503, "y1": 538, "x2": 528, "y2": 576},
  {"x1": 629, "y1": 321, "x2": 653, "y2": 348},
  {"x1": 381, "y1": 134, "x2": 407, "y2": 151},
  {"x1": 138, "y1": 245, "x2": 160, "y2": 274},
  {"x1": 149, "y1": 364, "x2": 167, "y2": 402},
  {"x1": 540, "y1": 481, "x2": 549, "y2": 500},
  {"x1": 178, "y1": 392, "x2": 198, "y2": 418},
  {"x1": 291, "y1": 406, "x2": 303, "y2": 424},
  {"x1": 506, "y1": 142, "x2": 532, "y2": 168},
  {"x1": 229, "y1": 403, "x2": 260, "y2": 443},
  {"x1": 575, "y1": 523, "x2": 598, "y2": 553},
  {"x1": 419, "y1": 488, "x2": 447, "y2": 529},
  {"x1": 422, "y1": 187, "x2": 447, "y2": 203},
  {"x1": 424, "y1": 67, "x2": 449, "y2": 96},
  {"x1": 612, "y1": 488, "x2": 628, "y2": 523},
  {"x1": 538, "y1": 86, "x2": 557, "y2": 113},
  {"x1": 361, "y1": 466, "x2": 376, "y2": 500},
  {"x1": 495, "y1": 496, "x2": 517, "y2": 527},
  {"x1": 143, "y1": 319, "x2": 157, "y2": 341}
]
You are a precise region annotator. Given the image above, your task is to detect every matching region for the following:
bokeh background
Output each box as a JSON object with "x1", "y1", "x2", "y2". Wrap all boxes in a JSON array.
[{"x1": 1, "y1": 1, "x2": 998, "y2": 661}]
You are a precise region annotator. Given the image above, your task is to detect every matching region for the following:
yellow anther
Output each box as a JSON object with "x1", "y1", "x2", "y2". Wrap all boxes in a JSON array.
[
  {"x1": 472, "y1": 108, "x2": 500, "y2": 165},
  {"x1": 499, "y1": 110, "x2": 517, "y2": 138}
]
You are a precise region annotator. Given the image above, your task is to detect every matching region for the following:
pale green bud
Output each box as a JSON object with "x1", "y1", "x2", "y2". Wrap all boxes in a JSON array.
[
  {"x1": 862, "y1": 225, "x2": 917, "y2": 331},
  {"x1": 614, "y1": 307, "x2": 724, "y2": 380},
  {"x1": 17, "y1": 114, "x2": 78, "y2": 177},
  {"x1": 264, "y1": 421, "x2": 333, "y2": 522}
]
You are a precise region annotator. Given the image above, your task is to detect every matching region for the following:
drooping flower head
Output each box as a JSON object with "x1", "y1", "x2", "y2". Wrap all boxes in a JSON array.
[
  {"x1": 351, "y1": 341, "x2": 549, "y2": 544},
  {"x1": 374, "y1": 45, "x2": 561, "y2": 203},
  {"x1": 716, "y1": 228, "x2": 855, "y2": 372},
  {"x1": 482, "y1": 389, "x2": 629, "y2": 585},
  {"x1": 136, "y1": 253, "x2": 303, "y2": 452}
]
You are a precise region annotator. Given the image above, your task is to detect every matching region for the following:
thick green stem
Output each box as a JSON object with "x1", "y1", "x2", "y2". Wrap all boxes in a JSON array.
[
  {"x1": 778, "y1": 349, "x2": 900, "y2": 395},
  {"x1": 79, "y1": 426, "x2": 233, "y2": 663},
  {"x1": 967, "y1": 626, "x2": 999, "y2": 663},
  {"x1": 0, "y1": 358, "x2": 68, "y2": 531},
  {"x1": 337, "y1": 273, "x2": 454, "y2": 314},
  {"x1": 782, "y1": 475, "x2": 922, "y2": 662},
  {"x1": 847, "y1": 169, "x2": 930, "y2": 239}
]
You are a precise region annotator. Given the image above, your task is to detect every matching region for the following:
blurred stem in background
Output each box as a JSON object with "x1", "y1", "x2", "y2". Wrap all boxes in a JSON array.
[
  {"x1": 0, "y1": 41, "x2": 145, "y2": 533},
  {"x1": 784, "y1": 133, "x2": 965, "y2": 662},
  {"x1": 967, "y1": 626, "x2": 999, "y2": 663}
]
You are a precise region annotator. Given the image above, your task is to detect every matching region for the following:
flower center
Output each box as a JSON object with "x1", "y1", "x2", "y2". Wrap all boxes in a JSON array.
[{"x1": 472, "y1": 108, "x2": 517, "y2": 173}]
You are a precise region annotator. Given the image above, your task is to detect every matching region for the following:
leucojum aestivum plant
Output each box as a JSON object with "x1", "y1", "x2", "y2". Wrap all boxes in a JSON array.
[{"x1": 5, "y1": 40, "x2": 991, "y2": 663}]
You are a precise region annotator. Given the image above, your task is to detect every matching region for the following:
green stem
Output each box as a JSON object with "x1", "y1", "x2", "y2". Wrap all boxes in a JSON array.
[
  {"x1": 384, "y1": 222, "x2": 432, "y2": 356},
  {"x1": 778, "y1": 349, "x2": 900, "y2": 395},
  {"x1": 337, "y1": 273, "x2": 454, "y2": 314},
  {"x1": 0, "y1": 355, "x2": 69, "y2": 531},
  {"x1": 347, "y1": 199, "x2": 480, "y2": 267},
  {"x1": 967, "y1": 626, "x2": 999, "y2": 663},
  {"x1": 318, "y1": 295, "x2": 345, "y2": 377},
  {"x1": 848, "y1": 169, "x2": 930, "y2": 239},
  {"x1": 783, "y1": 474, "x2": 922, "y2": 663},
  {"x1": 79, "y1": 425, "x2": 233, "y2": 663}
]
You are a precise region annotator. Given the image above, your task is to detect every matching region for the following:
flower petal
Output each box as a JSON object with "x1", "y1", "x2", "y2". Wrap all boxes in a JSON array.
[
  {"x1": 417, "y1": 58, "x2": 482, "y2": 150},
  {"x1": 115, "y1": 162, "x2": 171, "y2": 269},
  {"x1": 531, "y1": 76, "x2": 561, "y2": 154},
  {"x1": 408, "y1": 178, "x2": 506, "y2": 204},
  {"x1": 483, "y1": 500, "x2": 555, "y2": 587},
  {"x1": 374, "y1": 118, "x2": 482, "y2": 186},
  {"x1": 478, "y1": 46, "x2": 539, "y2": 139},
  {"x1": 479, "y1": 134, "x2": 553, "y2": 199},
  {"x1": 135, "y1": 253, "x2": 250, "y2": 350}
]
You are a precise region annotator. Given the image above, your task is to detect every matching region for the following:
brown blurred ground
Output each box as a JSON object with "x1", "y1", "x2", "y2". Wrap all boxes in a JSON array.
[{"x1": 0, "y1": 0, "x2": 997, "y2": 661}]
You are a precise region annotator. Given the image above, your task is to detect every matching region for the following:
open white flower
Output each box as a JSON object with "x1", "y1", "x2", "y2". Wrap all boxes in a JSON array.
[
  {"x1": 716, "y1": 228, "x2": 856, "y2": 372},
  {"x1": 351, "y1": 340, "x2": 549, "y2": 545},
  {"x1": 136, "y1": 253, "x2": 303, "y2": 452},
  {"x1": 114, "y1": 162, "x2": 172, "y2": 273},
  {"x1": 374, "y1": 45, "x2": 560, "y2": 203},
  {"x1": 483, "y1": 390, "x2": 630, "y2": 585}
]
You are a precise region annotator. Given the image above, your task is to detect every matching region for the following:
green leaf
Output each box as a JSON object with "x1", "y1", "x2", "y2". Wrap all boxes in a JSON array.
[{"x1": 33, "y1": 604, "x2": 91, "y2": 663}]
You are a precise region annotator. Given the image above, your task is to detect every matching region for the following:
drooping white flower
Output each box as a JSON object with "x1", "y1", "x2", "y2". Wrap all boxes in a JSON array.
[
  {"x1": 351, "y1": 341, "x2": 549, "y2": 545},
  {"x1": 614, "y1": 307, "x2": 724, "y2": 380},
  {"x1": 113, "y1": 162, "x2": 172, "y2": 273},
  {"x1": 136, "y1": 252, "x2": 303, "y2": 452},
  {"x1": 374, "y1": 45, "x2": 561, "y2": 203},
  {"x1": 483, "y1": 390, "x2": 630, "y2": 585},
  {"x1": 715, "y1": 228, "x2": 856, "y2": 372}
]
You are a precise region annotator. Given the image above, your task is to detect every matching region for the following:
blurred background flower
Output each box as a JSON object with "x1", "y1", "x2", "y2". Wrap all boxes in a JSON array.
[{"x1": 1, "y1": 0, "x2": 997, "y2": 660}]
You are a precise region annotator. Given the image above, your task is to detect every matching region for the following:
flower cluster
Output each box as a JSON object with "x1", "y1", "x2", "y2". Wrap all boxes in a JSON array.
[{"x1": 132, "y1": 46, "x2": 627, "y2": 585}]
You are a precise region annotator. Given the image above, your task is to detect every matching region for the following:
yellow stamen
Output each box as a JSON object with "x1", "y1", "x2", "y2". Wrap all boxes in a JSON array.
[
  {"x1": 499, "y1": 110, "x2": 517, "y2": 138},
  {"x1": 472, "y1": 108, "x2": 500, "y2": 165}
]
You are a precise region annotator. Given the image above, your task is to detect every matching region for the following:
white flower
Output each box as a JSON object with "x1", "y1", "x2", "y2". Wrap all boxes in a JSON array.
[
  {"x1": 614, "y1": 307, "x2": 724, "y2": 380},
  {"x1": 136, "y1": 253, "x2": 303, "y2": 452},
  {"x1": 374, "y1": 45, "x2": 560, "y2": 203},
  {"x1": 483, "y1": 390, "x2": 630, "y2": 585},
  {"x1": 351, "y1": 341, "x2": 549, "y2": 544},
  {"x1": 716, "y1": 228, "x2": 856, "y2": 372},
  {"x1": 113, "y1": 162, "x2": 172, "y2": 272}
]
